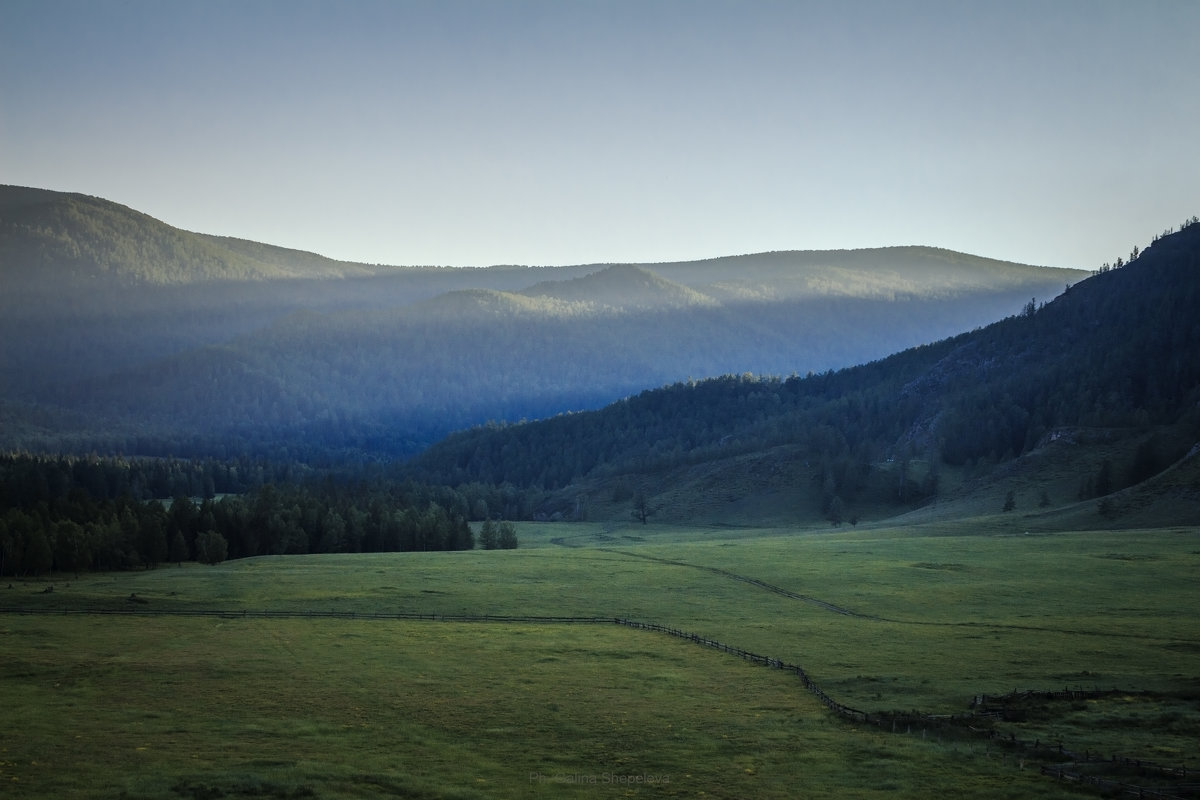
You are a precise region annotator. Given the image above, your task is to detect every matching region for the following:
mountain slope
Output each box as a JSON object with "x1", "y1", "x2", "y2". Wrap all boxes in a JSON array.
[
  {"x1": 0, "y1": 185, "x2": 395, "y2": 286},
  {"x1": 520, "y1": 264, "x2": 718, "y2": 310},
  {"x1": 0, "y1": 184, "x2": 1092, "y2": 459},
  {"x1": 651, "y1": 246, "x2": 1081, "y2": 301},
  {"x1": 51, "y1": 270, "x2": 1091, "y2": 458},
  {"x1": 409, "y1": 220, "x2": 1200, "y2": 523}
]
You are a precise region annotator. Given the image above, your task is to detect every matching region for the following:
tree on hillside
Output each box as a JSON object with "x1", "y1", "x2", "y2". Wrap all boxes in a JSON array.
[
  {"x1": 195, "y1": 531, "x2": 228, "y2": 565},
  {"x1": 632, "y1": 490, "x2": 657, "y2": 525}
]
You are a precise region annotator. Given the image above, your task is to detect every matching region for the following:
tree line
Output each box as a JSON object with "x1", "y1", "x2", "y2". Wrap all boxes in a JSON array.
[{"x1": 0, "y1": 454, "x2": 525, "y2": 577}]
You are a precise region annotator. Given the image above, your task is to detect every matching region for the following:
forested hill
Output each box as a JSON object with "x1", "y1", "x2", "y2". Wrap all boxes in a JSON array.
[
  {"x1": 409, "y1": 219, "x2": 1200, "y2": 514},
  {"x1": 1, "y1": 184, "x2": 1087, "y2": 460},
  {"x1": 0, "y1": 185, "x2": 395, "y2": 286},
  {"x1": 519, "y1": 264, "x2": 718, "y2": 310},
  {"x1": 649, "y1": 246, "x2": 1079, "y2": 301}
]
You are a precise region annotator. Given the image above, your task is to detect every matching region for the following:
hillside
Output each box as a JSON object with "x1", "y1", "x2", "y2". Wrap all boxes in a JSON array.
[
  {"x1": 410, "y1": 219, "x2": 1200, "y2": 526},
  {"x1": 520, "y1": 264, "x2": 719, "y2": 310},
  {"x1": 652, "y1": 246, "x2": 1080, "y2": 302},
  {"x1": 0, "y1": 184, "x2": 1089, "y2": 459},
  {"x1": 42, "y1": 274, "x2": 1091, "y2": 459},
  {"x1": 0, "y1": 185, "x2": 396, "y2": 286}
]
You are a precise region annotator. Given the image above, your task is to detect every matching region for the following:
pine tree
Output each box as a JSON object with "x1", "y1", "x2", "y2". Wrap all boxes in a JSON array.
[
  {"x1": 479, "y1": 519, "x2": 499, "y2": 550},
  {"x1": 498, "y1": 522, "x2": 519, "y2": 550},
  {"x1": 24, "y1": 527, "x2": 53, "y2": 576},
  {"x1": 195, "y1": 531, "x2": 228, "y2": 565},
  {"x1": 169, "y1": 530, "x2": 189, "y2": 565}
]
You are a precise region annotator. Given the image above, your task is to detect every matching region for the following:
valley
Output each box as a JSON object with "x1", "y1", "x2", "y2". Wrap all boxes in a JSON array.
[
  {"x1": 1, "y1": 189, "x2": 1198, "y2": 798},
  {"x1": 6, "y1": 1, "x2": 1198, "y2": 797}
]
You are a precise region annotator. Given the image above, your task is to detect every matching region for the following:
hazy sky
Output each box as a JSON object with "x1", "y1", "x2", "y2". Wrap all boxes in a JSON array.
[{"x1": 3, "y1": 1, "x2": 1197, "y2": 269}]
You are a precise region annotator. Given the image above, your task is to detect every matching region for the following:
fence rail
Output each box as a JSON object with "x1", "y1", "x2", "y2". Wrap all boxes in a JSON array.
[
  {"x1": 0, "y1": 606, "x2": 615, "y2": 624},
  {"x1": 1040, "y1": 765, "x2": 1194, "y2": 800}
]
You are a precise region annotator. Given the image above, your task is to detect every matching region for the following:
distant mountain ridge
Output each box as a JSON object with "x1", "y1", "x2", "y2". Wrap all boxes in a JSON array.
[
  {"x1": 0, "y1": 185, "x2": 399, "y2": 286},
  {"x1": 652, "y1": 246, "x2": 1075, "y2": 302},
  {"x1": 520, "y1": 264, "x2": 719, "y2": 310},
  {"x1": 0, "y1": 184, "x2": 1082, "y2": 290},
  {"x1": 0, "y1": 184, "x2": 1090, "y2": 459},
  {"x1": 409, "y1": 219, "x2": 1200, "y2": 526}
]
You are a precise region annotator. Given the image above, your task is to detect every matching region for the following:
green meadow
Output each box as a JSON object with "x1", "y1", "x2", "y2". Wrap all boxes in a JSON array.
[{"x1": 2, "y1": 519, "x2": 1197, "y2": 798}]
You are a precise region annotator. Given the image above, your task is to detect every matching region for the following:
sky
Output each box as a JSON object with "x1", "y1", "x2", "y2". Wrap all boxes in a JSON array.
[{"x1": 2, "y1": 0, "x2": 1197, "y2": 270}]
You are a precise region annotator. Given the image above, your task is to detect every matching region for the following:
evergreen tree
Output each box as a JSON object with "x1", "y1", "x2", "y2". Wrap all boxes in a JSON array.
[
  {"x1": 168, "y1": 530, "x2": 189, "y2": 565},
  {"x1": 53, "y1": 520, "x2": 91, "y2": 577},
  {"x1": 137, "y1": 509, "x2": 168, "y2": 568},
  {"x1": 479, "y1": 519, "x2": 499, "y2": 550},
  {"x1": 497, "y1": 522, "x2": 519, "y2": 550},
  {"x1": 24, "y1": 528, "x2": 53, "y2": 577},
  {"x1": 195, "y1": 531, "x2": 228, "y2": 565}
]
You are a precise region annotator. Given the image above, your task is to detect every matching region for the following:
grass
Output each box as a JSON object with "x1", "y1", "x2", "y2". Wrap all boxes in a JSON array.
[
  {"x1": 2, "y1": 518, "x2": 1197, "y2": 797},
  {"x1": 0, "y1": 615, "x2": 1076, "y2": 799}
]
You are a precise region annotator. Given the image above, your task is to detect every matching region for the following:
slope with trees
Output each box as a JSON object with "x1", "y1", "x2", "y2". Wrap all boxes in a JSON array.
[
  {"x1": 408, "y1": 219, "x2": 1200, "y2": 523},
  {"x1": 1, "y1": 184, "x2": 1085, "y2": 460}
]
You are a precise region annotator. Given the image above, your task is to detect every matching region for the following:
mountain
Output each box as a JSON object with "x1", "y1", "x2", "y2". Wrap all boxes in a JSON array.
[
  {"x1": 0, "y1": 185, "x2": 589, "y2": 394},
  {"x1": 0, "y1": 184, "x2": 1089, "y2": 459},
  {"x1": 520, "y1": 264, "x2": 719, "y2": 310},
  {"x1": 408, "y1": 219, "x2": 1200, "y2": 526},
  {"x1": 650, "y1": 246, "x2": 1078, "y2": 302},
  {"x1": 0, "y1": 186, "x2": 392, "y2": 288}
]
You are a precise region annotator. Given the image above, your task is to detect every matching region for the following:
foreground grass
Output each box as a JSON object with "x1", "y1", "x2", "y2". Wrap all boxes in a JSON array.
[
  {"x1": 15, "y1": 523, "x2": 1196, "y2": 710},
  {"x1": 4, "y1": 520, "x2": 1197, "y2": 795},
  {"x1": 0, "y1": 616, "x2": 1078, "y2": 799}
]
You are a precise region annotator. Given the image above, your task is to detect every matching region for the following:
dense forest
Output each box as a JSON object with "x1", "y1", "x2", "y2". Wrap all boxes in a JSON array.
[
  {"x1": 409, "y1": 219, "x2": 1200, "y2": 506},
  {"x1": 0, "y1": 454, "x2": 528, "y2": 577},
  {"x1": 1, "y1": 185, "x2": 1084, "y2": 461},
  {"x1": 2, "y1": 277, "x2": 1085, "y2": 461},
  {"x1": 4, "y1": 186, "x2": 1197, "y2": 575},
  {"x1": 8, "y1": 209, "x2": 1190, "y2": 578}
]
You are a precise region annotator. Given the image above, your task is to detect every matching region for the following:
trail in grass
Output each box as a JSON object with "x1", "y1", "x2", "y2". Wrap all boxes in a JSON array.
[
  {"x1": 597, "y1": 548, "x2": 1193, "y2": 644},
  {"x1": 597, "y1": 547, "x2": 879, "y2": 618}
]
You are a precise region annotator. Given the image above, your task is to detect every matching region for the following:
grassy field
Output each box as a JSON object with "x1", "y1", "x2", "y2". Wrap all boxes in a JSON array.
[
  {"x1": 1, "y1": 615, "x2": 1084, "y2": 800},
  {"x1": 2, "y1": 518, "x2": 1197, "y2": 797}
]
